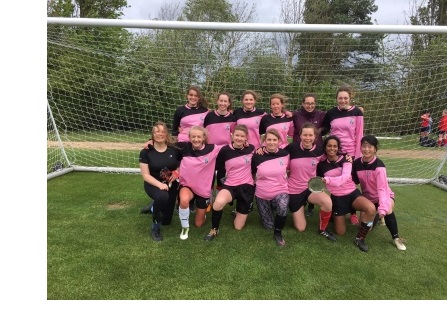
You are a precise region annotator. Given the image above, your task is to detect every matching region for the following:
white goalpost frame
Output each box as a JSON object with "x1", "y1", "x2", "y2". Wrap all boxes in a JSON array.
[
  {"x1": 47, "y1": 100, "x2": 74, "y2": 180},
  {"x1": 47, "y1": 17, "x2": 447, "y2": 34},
  {"x1": 46, "y1": 17, "x2": 447, "y2": 189}
]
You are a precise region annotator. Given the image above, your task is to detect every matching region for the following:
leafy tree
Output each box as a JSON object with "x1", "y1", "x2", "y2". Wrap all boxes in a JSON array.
[
  {"x1": 178, "y1": 0, "x2": 258, "y2": 94},
  {"x1": 47, "y1": 0, "x2": 75, "y2": 17},
  {"x1": 74, "y1": 0, "x2": 128, "y2": 18},
  {"x1": 295, "y1": 0, "x2": 384, "y2": 87},
  {"x1": 139, "y1": 0, "x2": 260, "y2": 99},
  {"x1": 48, "y1": 0, "x2": 128, "y2": 18},
  {"x1": 47, "y1": 0, "x2": 133, "y2": 130}
]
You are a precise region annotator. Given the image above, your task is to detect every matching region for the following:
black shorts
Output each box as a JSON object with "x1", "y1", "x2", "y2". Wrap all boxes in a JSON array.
[
  {"x1": 331, "y1": 189, "x2": 362, "y2": 216},
  {"x1": 289, "y1": 189, "x2": 311, "y2": 213},
  {"x1": 439, "y1": 130, "x2": 447, "y2": 135},
  {"x1": 222, "y1": 183, "x2": 255, "y2": 215},
  {"x1": 179, "y1": 186, "x2": 209, "y2": 210}
]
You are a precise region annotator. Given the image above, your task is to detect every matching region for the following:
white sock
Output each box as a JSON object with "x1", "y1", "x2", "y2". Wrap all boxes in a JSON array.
[{"x1": 179, "y1": 207, "x2": 190, "y2": 228}]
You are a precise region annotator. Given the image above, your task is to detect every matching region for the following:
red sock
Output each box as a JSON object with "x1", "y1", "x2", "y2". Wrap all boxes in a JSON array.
[{"x1": 319, "y1": 210, "x2": 332, "y2": 231}]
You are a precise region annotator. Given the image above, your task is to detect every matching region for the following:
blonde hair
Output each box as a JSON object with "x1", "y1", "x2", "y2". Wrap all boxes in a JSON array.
[
  {"x1": 151, "y1": 121, "x2": 176, "y2": 147},
  {"x1": 189, "y1": 125, "x2": 208, "y2": 144},
  {"x1": 270, "y1": 93, "x2": 287, "y2": 113}
]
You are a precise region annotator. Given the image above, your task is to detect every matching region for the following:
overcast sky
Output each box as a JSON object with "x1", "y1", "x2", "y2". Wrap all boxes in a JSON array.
[{"x1": 122, "y1": 0, "x2": 413, "y2": 25}]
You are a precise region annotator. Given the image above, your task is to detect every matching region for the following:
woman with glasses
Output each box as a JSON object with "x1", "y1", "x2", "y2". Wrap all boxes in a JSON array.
[{"x1": 292, "y1": 93, "x2": 326, "y2": 147}]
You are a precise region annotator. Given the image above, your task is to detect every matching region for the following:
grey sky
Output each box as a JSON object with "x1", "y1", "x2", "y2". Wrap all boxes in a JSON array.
[{"x1": 122, "y1": 0, "x2": 412, "y2": 25}]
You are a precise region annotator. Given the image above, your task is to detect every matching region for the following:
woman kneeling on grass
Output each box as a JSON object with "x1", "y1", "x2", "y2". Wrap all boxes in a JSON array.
[
  {"x1": 317, "y1": 135, "x2": 376, "y2": 252},
  {"x1": 352, "y1": 135, "x2": 406, "y2": 250},
  {"x1": 284, "y1": 122, "x2": 335, "y2": 241},
  {"x1": 176, "y1": 126, "x2": 223, "y2": 240},
  {"x1": 251, "y1": 128, "x2": 290, "y2": 246},
  {"x1": 203, "y1": 124, "x2": 256, "y2": 241},
  {"x1": 139, "y1": 122, "x2": 181, "y2": 242}
]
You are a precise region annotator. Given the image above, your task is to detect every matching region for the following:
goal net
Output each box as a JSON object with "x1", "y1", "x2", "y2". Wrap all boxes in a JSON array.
[{"x1": 47, "y1": 18, "x2": 447, "y2": 188}]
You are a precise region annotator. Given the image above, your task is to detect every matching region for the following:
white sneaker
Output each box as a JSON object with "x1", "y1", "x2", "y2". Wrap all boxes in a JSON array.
[
  {"x1": 180, "y1": 227, "x2": 189, "y2": 240},
  {"x1": 393, "y1": 238, "x2": 406, "y2": 250}
]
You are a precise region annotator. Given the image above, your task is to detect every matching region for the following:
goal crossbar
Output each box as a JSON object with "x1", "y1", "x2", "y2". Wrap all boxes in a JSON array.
[{"x1": 47, "y1": 17, "x2": 447, "y2": 34}]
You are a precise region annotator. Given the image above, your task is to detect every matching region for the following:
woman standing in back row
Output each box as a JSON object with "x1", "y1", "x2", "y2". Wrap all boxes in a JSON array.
[
  {"x1": 232, "y1": 90, "x2": 267, "y2": 149},
  {"x1": 321, "y1": 86, "x2": 364, "y2": 159},
  {"x1": 172, "y1": 85, "x2": 209, "y2": 142},
  {"x1": 204, "y1": 91, "x2": 237, "y2": 192},
  {"x1": 259, "y1": 93, "x2": 294, "y2": 149}
]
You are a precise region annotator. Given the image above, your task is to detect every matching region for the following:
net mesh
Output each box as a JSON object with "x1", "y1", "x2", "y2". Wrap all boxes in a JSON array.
[{"x1": 47, "y1": 24, "x2": 447, "y2": 182}]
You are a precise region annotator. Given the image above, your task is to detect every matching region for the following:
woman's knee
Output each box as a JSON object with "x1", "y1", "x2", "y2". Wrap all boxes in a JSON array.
[
  {"x1": 334, "y1": 217, "x2": 346, "y2": 235},
  {"x1": 335, "y1": 227, "x2": 346, "y2": 236},
  {"x1": 293, "y1": 221, "x2": 306, "y2": 232}
]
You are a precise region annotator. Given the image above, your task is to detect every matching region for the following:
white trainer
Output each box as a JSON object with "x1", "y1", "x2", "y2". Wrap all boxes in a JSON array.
[
  {"x1": 393, "y1": 238, "x2": 406, "y2": 251},
  {"x1": 180, "y1": 227, "x2": 189, "y2": 240}
]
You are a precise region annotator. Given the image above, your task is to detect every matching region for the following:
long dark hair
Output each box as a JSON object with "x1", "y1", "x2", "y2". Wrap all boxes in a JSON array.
[
  {"x1": 361, "y1": 135, "x2": 379, "y2": 150},
  {"x1": 187, "y1": 85, "x2": 208, "y2": 108}
]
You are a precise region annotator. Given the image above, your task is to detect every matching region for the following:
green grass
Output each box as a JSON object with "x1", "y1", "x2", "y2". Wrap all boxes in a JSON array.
[{"x1": 47, "y1": 172, "x2": 447, "y2": 300}]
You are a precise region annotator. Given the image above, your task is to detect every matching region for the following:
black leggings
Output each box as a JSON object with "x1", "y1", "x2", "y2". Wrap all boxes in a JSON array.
[{"x1": 144, "y1": 182, "x2": 179, "y2": 225}]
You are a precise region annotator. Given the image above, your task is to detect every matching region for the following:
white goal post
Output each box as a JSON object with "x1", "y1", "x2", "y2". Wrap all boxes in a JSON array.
[{"x1": 47, "y1": 17, "x2": 447, "y2": 190}]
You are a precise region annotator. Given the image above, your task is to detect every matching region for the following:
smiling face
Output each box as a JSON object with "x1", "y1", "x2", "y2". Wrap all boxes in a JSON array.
[
  {"x1": 152, "y1": 124, "x2": 167, "y2": 144},
  {"x1": 189, "y1": 128, "x2": 205, "y2": 149},
  {"x1": 265, "y1": 132, "x2": 280, "y2": 152},
  {"x1": 217, "y1": 94, "x2": 230, "y2": 113},
  {"x1": 300, "y1": 127, "x2": 316, "y2": 149},
  {"x1": 336, "y1": 91, "x2": 351, "y2": 110},
  {"x1": 187, "y1": 89, "x2": 199, "y2": 107},
  {"x1": 325, "y1": 138, "x2": 340, "y2": 160},
  {"x1": 232, "y1": 129, "x2": 247, "y2": 148},
  {"x1": 302, "y1": 96, "x2": 316, "y2": 113},
  {"x1": 242, "y1": 93, "x2": 256, "y2": 111},
  {"x1": 270, "y1": 97, "x2": 284, "y2": 115},
  {"x1": 361, "y1": 141, "x2": 377, "y2": 161}
]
